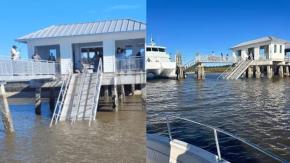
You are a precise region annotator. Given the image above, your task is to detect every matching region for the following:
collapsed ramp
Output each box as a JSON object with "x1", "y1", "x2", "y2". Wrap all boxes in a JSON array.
[
  {"x1": 217, "y1": 59, "x2": 254, "y2": 80},
  {"x1": 50, "y1": 60, "x2": 103, "y2": 127}
]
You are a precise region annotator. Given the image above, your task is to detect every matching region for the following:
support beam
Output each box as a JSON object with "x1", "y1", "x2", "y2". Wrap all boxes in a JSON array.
[
  {"x1": 196, "y1": 63, "x2": 205, "y2": 80},
  {"x1": 49, "y1": 88, "x2": 55, "y2": 113},
  {"x1": 120, "y1": 84, "x2": 125, "y2": 102},
  {"x1": 35, "y1": 87, "x2": 41, "y2": 115},
  {"x1": 0, "y1": 84, "x2": 14, "y2": 133}
]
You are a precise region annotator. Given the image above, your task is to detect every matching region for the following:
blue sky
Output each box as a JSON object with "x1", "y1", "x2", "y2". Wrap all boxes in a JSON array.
[
  {"x1": 0, "y1": 0, "x2": 145, "y2": 58},
  {"x1": 147, "y1": 0, "x2": 290, "y2": 63}
]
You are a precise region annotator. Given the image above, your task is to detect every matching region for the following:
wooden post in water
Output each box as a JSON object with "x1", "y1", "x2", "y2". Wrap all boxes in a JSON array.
[
  {"x1": 120, "y1": 84, "x2": 125, "y2": 102},
  {"x1": 196, "y1": 63, "x2": 205, "y2": 80},
  {"x1": 0, "y1": 83, "x2": 14, "y2": 133},
  {"x1": 35, "y1": 87, "x2": 42, "y2": 115},
  {"x1": 113, "y1": 77, "x2": 119, "y2": 111}
]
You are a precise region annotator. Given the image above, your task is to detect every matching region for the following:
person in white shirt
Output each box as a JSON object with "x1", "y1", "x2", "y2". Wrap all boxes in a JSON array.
[
  {"x1": 32, "y1": 52, "x2": 41, "y2": 61},
  {"x1": 11, "y1": 45, "x2": 20, "y2": 60}
]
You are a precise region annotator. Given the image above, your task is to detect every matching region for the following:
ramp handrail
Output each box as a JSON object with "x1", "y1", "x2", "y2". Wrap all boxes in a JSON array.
[
  {"x1": 89, "y1": 59, "x2": 103, "y2": 126},
  {"x1": 165, "y1": 115, "x2": 288, "y2": 163}
]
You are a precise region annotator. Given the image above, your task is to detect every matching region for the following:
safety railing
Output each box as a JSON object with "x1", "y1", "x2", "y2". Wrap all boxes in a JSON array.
[
  {"x1": 116, "y1": 56, "x2": 144, "y2": 72},
  {"x1": 165, "y1": 115, "x2": 288, "y2": 163},
  {"x1": 0, "y1": 58, "x2": 60, "y2": 80},
  {"x1": 195, "y1": 55, "x2": 235, "y2": 63},
  {"x1": 89, "y1": 59, "x2": 103, "y2": 126}
]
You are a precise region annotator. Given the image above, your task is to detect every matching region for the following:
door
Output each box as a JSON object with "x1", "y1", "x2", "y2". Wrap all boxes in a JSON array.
[{"x1": 81, "y1": 47, "x2": 103, "y2": 72}]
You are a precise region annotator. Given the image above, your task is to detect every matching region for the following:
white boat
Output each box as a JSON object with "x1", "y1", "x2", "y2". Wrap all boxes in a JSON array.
[
  {"x1": 145, "y1": 40, "x2": 176, "y2": 79},
  {"x1": 147, "y1": 116, "x2": 287, "y2": 163}
]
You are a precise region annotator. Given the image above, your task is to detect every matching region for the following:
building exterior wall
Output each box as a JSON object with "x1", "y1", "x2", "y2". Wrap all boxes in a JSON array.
[{"x1": 25, "y1": 31, "x2": 145, "y2": 74}]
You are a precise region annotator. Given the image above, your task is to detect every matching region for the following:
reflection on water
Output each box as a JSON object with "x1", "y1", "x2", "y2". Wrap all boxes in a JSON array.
[
  {"x1": 147, "y1": 74, "x2": 290, "y2": 162},
  {"x1": 0, "y1": 101, "x2": 146, "y2": 162}
]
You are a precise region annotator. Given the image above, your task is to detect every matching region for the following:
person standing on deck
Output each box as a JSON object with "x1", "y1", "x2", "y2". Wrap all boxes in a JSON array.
[
  {"x1": 48, "y1": 53, "x2": 56, "y2": 61},
  {"x1": 32, "y1": 52, "x2": 41, "y2": 61},
  {"x1": 10, "y1": 45, "x2": 20, "y2": 60}
]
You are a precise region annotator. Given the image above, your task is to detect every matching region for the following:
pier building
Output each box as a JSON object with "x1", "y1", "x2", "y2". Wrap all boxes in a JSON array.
[{"x1": 0, "y1": 19, "x2": 146, "y2": 132}]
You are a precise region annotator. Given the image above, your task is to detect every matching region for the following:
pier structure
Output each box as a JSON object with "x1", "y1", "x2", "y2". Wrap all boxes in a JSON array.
[
  {"x1": 218, "y1": 36, "x2": 290, "y2": 79},
  {"x1": 184, "y1": 54, "x2": 234, "y2": 79},
  {"x1": 0, "y1": 19, "x2": 146, "y2": 131},
  {"x1": 13, "y1": 19, "x2": 146, "y2": 126}
]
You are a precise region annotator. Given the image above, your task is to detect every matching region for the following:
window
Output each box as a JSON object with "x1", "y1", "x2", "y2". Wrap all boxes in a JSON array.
[
  {"x1": 280, "y1": 45, "x2": 282, "y2": 53},
  {"x1": 152, "y1": 48, "x2": 158, "y2": 52},
  {"x1": 158, "y1": 48, "x2": 165, "y2": 52},
  {"x1": 146, "y1": 47, "x2": 151, "y2": 51},
  {"x1": 274, "y1": 44, "x2": 277, "y2": 53}
]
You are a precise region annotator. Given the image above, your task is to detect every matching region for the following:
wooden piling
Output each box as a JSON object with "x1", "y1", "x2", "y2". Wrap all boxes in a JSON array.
[
  {"x1": 0, "y1": 84, "x2": 14, "y2": 133},
  {"x1": 121, "y1": 85, "x2": 125, "y2": 100},
  {"x1": 104, "y1": 85, "x2": 109, "y2": 101},
  {"x1": 49, "y1": 88, "x2": 55, "y2": 113},
  {"x1": 35, "y1": 87, "x2": 41, "y2": 115},
  {"x1": 196, "y1": 63, "x2": 205, "y2": 80}
]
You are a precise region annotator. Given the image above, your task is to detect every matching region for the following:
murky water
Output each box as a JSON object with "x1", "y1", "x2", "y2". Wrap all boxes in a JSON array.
[
  {"x1": 147, "y1": 74, "x2": 290, "y2": 163},
  {"x1": 0, "y1": 100, "x2": 146, "y2": 163}
]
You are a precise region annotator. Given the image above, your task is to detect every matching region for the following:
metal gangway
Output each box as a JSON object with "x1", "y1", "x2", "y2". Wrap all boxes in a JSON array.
[
  {"x1": 50, "y1": 60, "x2": 103, "y2": 126},
  {"x1": 165, "y1": 115, "x2": 289, "y2": 163},
  {"x1": 218, "y1": 58, "x2": 254, "y2": 80},
  {"x1": 0, "y1": 57, "x2": 59, "y2": 82}
]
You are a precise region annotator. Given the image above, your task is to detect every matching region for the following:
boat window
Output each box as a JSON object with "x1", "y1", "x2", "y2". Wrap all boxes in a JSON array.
[
  {"x1": 146, "y1": 47, "x2": 151, "y2": 51},
  {"x1": 158, "y1": 48, "x2": 165, "y2": 52},
  {"x1": 152, "y1": 48, "x2": 158, "y2": 52}
]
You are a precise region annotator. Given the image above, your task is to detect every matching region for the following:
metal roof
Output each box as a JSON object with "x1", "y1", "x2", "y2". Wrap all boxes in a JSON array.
[
  {"x1": 231, "y1": 36, "x2": 289, "y2": 49},
  {"x1": 17, "y1": 19, "x2": 146, "y2": 42}
]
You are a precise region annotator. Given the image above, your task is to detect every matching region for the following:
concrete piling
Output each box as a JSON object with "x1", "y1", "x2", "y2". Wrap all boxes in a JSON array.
[
  {"x1": 131, "y1": 84, "x2": 135, "y2": 95},
  {"x1": 255, "y1": 66, "x2": 261, "y2": 78},
  {"x1": 285, "y1": 66, "x2": 289, "y2": 77},
  {"x1": 279, "y1": 65, "x2": 284, "y2": 77},
  {"x1": 247, "y1": 66, "x2": 253, "y2": 78},
  {"x1": 35, "y1": 87, "x2": 42, "y2": 115},
  {"x1": 104, "y1": 85, "x2": 109, "y2": 101},
  {"x1": 0, "y1": 84, "x2": 14, "y2": 133},
  {"x1": 267, "y1": 66, "x2": 273, "y2": 78},
  {"x1": 195, "y1": 63, "x2": 205, "y2": 80},
  {"x1": 120, "y1": 85, "x2": 125, "y2": 101}
]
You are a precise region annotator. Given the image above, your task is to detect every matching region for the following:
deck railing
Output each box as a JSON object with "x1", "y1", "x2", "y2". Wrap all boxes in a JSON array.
[
  {"x1": 0, "y1": 58, "x2": 60, "y2": 81},
  {"x1": 116, "y1": 56, "x2": 144, "y2": 72},
  {"x1": 165, "y1": 115, "x2": 288, "y2": 163}
]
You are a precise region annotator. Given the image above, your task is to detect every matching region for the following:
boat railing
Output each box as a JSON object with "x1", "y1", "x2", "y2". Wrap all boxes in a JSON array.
[
  {"x1": 116, "y1": 56, "x2": 144, "y2": 72},
  {"x1": 165, "y1": 115, "x2": 288, "y2": 163}
]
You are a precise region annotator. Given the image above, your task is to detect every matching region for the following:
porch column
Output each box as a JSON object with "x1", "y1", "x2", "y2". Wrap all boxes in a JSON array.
[
  {"x1": 60, "y1": 42, "x2": 73, "y2": 74},
  {"x1": 103, "y1": 40, "x2": 116, "y2": 73},
  {"x1": 254, "y1": 47, "x2": 259, "y2": 60}
]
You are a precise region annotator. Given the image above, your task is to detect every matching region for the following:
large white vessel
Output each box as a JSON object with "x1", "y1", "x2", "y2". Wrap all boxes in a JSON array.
[{"x1": 145, "y1": 40, "x2": 176, "y2": 79}]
